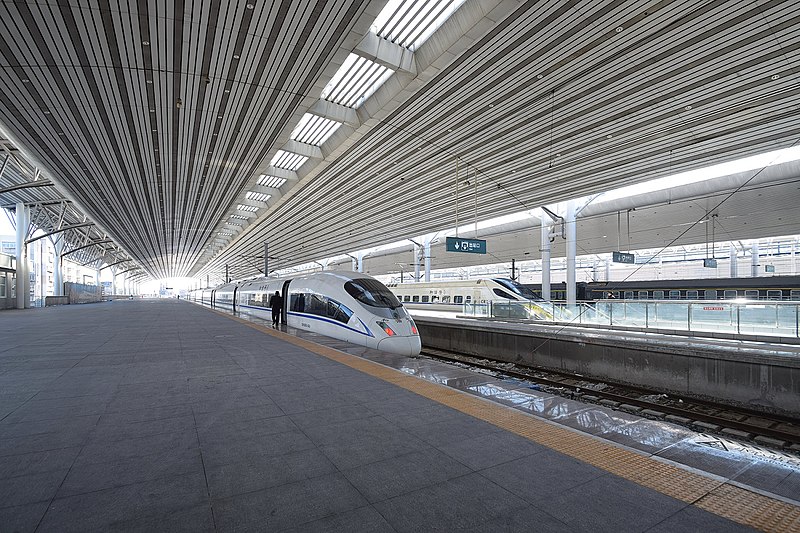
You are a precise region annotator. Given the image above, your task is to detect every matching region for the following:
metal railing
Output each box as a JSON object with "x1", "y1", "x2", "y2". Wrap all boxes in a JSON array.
[{"x1": 461, "y1": 299, "x2": 800, "y2": 339}]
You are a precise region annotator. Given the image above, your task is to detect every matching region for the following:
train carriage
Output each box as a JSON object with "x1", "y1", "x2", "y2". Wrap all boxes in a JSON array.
[{"x1": 195, "y1": 271, "x2": 421, "y2": 356}]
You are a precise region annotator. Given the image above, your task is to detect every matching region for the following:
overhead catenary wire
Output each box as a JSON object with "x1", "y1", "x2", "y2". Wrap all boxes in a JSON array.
[{"x1": 528, "y1": 136, "x2": 800, "y2": 353}]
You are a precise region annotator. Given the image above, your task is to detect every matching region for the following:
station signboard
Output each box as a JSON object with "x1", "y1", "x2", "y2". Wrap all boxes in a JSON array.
[
  {"x1": 703, "y1": 258, "x2": 717, "y2": 268},
  {"x1": 446, "y1": 237, "x2": 486, "y2": 254},
  {"x1": 765, "y1": 265, "x2": 775, "y2": 273},
  {"x1": 612, "y1": 251, "x2": 634, "y2": 264}
]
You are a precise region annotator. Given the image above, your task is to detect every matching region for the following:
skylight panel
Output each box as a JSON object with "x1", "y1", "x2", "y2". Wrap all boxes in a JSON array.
[
  {"x1": 245, "y1": 191, "x2": 271, "y2": 203},
  {"x1": 373, "y1": 0, "x2": 467, "y2": 50},
  {"x1": 271, "y1": 150, "x2": 308, "y2": 171},
  {"x1": 596, "y1": 145, "x2": 800, "y2": 204},
  {"x1": 291, "y1": 113, "x2": 343, "y2": 145},
  {"x1": 237, "y1": 204, "x2": 258, "y2": 212},
  {"x1": 218, "y1": 232, "x2": 233, "y2": 237},
  {"x1": 230, "y1": 214, "x2": 248, "y2": 220},
  {"x1": 257, "y1": 175, "x2": 287, "y2": 188},
  {"x1": 321, "y1": 53, "x2": 394, "y2": 108}
]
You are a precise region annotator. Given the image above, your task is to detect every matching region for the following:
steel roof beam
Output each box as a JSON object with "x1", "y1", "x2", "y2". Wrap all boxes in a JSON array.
[
  {"x1": 354, "y1": 32, "x2": 416, "y2": 75},
  {"x1": 260, "y1": 166, "x2": 298, "y2": 184},
  {"x1": 282, "y1": 140, "x2": 323, "y2": 160},
  {"x1": 308, "y1": 100, "x2": 361, "y2": 128},
  {"x1": 0, "y1": 180, "x2": 53, "y2": 195},
  {"x1": 25, "y1": 221, "x2": 95, "y2": 244},
  {"x1": 61, "y1": 238, "x2": 113, "y2": 257}
]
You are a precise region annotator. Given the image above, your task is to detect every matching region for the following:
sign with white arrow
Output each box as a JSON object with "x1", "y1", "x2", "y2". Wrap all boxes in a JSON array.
[{"x1": 446, "y1": 237, "x2": 486, "y2": 254}]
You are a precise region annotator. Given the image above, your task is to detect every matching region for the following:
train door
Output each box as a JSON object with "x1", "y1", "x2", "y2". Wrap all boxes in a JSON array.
[
  {"x1": 281, "y1": 280, "x2": 292, "y2": 323},
  {"x1": 232, "y1": 287, "x2": 238, "y2": 313},
  {"x1": 211, "y1": 289, "x2": 216, "y2": 309}
]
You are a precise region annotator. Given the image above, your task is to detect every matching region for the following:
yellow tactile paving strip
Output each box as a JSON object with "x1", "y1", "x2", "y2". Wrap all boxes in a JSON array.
[{"x1": 222, "y1": 312, "x2": 800, "y2": 532}]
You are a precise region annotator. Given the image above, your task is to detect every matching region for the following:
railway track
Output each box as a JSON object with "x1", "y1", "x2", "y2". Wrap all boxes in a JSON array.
[{"x1": 420, "y1": 348, "x2": 800, "y2": 452}]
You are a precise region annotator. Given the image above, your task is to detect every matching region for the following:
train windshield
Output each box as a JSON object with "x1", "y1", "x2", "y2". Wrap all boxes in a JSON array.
[
  {"x1": 492, "y1": 278, "x2": 542, "y2": 301},
  {"x1": 345, "y1": 279, "x2": 402, "y2": 309}
]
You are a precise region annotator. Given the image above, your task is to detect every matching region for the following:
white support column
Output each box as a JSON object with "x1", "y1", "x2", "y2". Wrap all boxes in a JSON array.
[
  {"x1": 15, "y1": 203, "x2": 27, "y2": 309},
  {"x1": 751, "y1": 241, "x2": 759, "y2": 277},
  {"x1": 111, "y1": 267, "x2": 118, "y2": 296},
  {"x1": 413, "y1": 244, "x2": 421, "y2": 282},
  {"x1": 53, "y1": 239, "x2": 64, "y2": 296},
  {"x1": 566, "y1": 200, "x2": 577, "y2": 305},
  {"x1": 605, "y1": 259, "x2": 611, "y2": 282},
  {"x1": 39, "y1": 239, "x2": 46, "y2": 307},
  {"x1": 348, "y1": 253, "x2": 364, "y2": 273},
  {"x1": 539, "y1": 212, "x2": 551, "y2": 301},
  {"x1": 729, "y1": 243, "x2": 738, "y2": 278},
  {"x1": 424, "y1": 240, "x2": 431, "y2": 282}
]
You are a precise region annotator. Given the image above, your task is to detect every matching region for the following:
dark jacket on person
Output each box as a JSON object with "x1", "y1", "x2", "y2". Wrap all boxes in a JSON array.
[{"x1": 269, "y1": 292, "x2": 283, "y2": 324}]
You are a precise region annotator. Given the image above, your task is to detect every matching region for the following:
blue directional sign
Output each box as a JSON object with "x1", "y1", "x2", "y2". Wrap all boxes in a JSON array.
[{"x1": 446, "y1": 237, "x2": 486, "y2": 254}]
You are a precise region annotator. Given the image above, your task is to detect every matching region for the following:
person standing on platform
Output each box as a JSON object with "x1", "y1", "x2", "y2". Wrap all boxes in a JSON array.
[{"x1": 269, "y1": 290, "x2": 283, "y2": 326}]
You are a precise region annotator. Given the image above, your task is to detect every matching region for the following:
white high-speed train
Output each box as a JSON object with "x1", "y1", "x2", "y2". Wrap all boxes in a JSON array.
[
  {"x1": 189, "y1": 271, "x2": 421, "y2": 356},
  {"x1": 386, "y1": 278, "x2": 557, "y2": 320}
]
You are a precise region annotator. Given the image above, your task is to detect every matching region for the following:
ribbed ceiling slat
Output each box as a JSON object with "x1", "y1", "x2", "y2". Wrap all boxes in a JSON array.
[{"x1": 0, "y1": 1, "x2": 798, "y2": 280}]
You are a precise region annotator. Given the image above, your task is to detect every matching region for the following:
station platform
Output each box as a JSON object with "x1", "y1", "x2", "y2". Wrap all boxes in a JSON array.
[
  {"x1": 1, "y1": 299, "x2": 798, "y2": 532},
  {"x1": 414, "y1": 315, "x2": 800, "y2": 416}
]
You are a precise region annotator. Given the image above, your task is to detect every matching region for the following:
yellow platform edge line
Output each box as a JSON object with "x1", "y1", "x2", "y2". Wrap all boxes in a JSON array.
[{"x1": 221, "y1": 311, "x2": 800, "y2": 532}]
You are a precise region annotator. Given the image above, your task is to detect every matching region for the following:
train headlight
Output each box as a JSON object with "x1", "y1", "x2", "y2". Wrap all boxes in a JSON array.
[{"x1": 377, "y1": 320, "x2": 396, "y2": 336}]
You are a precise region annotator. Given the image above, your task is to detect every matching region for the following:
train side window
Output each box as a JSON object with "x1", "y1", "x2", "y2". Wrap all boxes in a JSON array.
[
  {"x1": 745, "y1": 290, "x2": 759, "y2": 299},
  {"x1": 638, "y1": 291, "x2": 648, "y2": 299},
  {"x1": 790, "y1": 290, "x2": 800, "y2": 301},
  {"x1": 723, "y1": 290, "x2": 737, "y2": 299},
  {"x1": 704, "y1": 290, "x2": 717, "y2": 300},
  {"x1": 412, "y1": 295, "x2": 419, "y2": 302},
  {"x1": 492, "y1": 288, "x2": 516, "y2": 299},
  {"x1": 326, "y1": 299, "x2": 339, "y2": 319},
  {"x1": 441, "y1": 295, "x2": 450, "y2": 303},
  {"x1": 306, "y1": 294, "x2": 327, "y2": 315},
  {"x1": 327, "y1": 299, "x2": 353, "y2": 323},
  {"x1": 0, "y1": 273, "x2": 5, "y2": 298},
  {"x1": 465, "y1": 295, "x2": 472, "y2": 302},
  {"x1": 668, "y1": 290, "x2": 680, "y2": 299},
  {"x1": 687, "y1": 290, "x2": 699, "y2": 299},
  {"x1": 290, "y1": 293, "x2": 306, "y2": 312},
  {"x1": 767, "y1": 290, "x2": 782, "y2": 301},
  {"x1": 453, "y1": 295, "x2": 463, "y2": 304},
  {"x1": 421, "y1": 295, "x2": 429, "y2": 303},
  {"x1": 403, "y1": 295, "x2": 410, "y2": 302},
  {"x1": 431, "y1": 296, "x2": 439, "y2": 302},
  {"x1": 653, "y1": 290, "x2": 664, "y2": 299},
  {"x1": 623, "y1": 291, "x2": 634, "y2": 299},
  {"x1": 334, "y1": 304, "x2": 353, "y2": 323}
]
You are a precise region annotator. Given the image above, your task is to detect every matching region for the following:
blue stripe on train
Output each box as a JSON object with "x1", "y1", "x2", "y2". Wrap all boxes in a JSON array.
[{"x1": 238, "y1": 303, "x2": 375, "y2": 337}]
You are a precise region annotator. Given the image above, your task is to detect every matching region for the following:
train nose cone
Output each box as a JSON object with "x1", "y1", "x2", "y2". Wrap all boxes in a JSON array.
[{"x1": 377, "y1": 335, "x2": 422, "y2": 356}]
